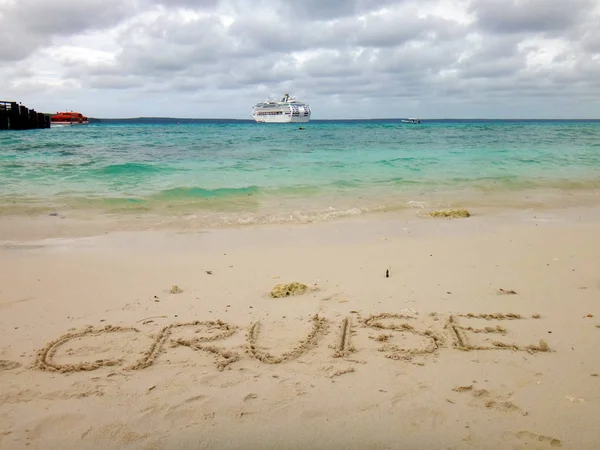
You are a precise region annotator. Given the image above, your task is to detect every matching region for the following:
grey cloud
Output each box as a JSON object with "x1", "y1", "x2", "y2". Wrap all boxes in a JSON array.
[
  {"x1": 273, "y1": 0, "x2": 403, "y2": 20},
  {"x1": 0, "y1": 26, "x2": 41, "y2": 61},
  {"x1": 0, "y1": 0, "x2": 137, "y2": 61},
  {"x1": 146, "y1": 0, "x2": 219, "y2": 8},
  {"x1": 475, "y1": 35, "x2": 523, "y2": 59},
  {"x1": 298, "y1": 51, "x2": 366, "y2": 78},
  {"x1": 87, "y1": 75, "x2": 145, "y2": 90},
  {"x1": 9, "y1": 0, "x2": 133, "y2": 35},
  {"x1": 374, "y1": 40, "x2": 467, "y2": 77},
  {"x1": 354, "y1": 14, "x2": 462, "y2": 48},
  {"x1": 227, "y1": 15, "x2": 307, "y2": 53},
  {"x1": 582, "y1": 29, "x2": 600, "y2": 53},
  {"x1": 0, "y1": 0, "x2": 217, "y2": 62},
  {"x1": 472, "y1": 0, "x2": 595, "y2": 35},
  {"x1": 455, "y1": 35, "x2": 525, "y2": 79},
  {"x1": 109, "y1": 15, "x2": 231, "y2": 75},
  {"x1": 224, "y1": 6, "x2": 466, "y2": 59},
  {"x1": 460, "y1": 57, "x2": 524, "y2": 79}
]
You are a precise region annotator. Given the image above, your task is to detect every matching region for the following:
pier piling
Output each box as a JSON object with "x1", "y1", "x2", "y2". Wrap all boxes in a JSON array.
[{"x1": 0, "y1": 101, "x2": 51, "y2": 130}]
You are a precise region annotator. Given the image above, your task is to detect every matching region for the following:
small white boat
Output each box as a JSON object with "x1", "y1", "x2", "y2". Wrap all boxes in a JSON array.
[{"x1": 401, "y1": 118, "x2": 421, "y2": 124}]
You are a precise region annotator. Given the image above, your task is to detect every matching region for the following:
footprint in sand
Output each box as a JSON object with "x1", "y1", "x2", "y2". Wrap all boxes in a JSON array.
[
  {"x1": 452, "y1": 386, "x2": 527, "y2": 415},
  {"x1": 0, "y1": 388, "x2": 104, "y2": 404},
  {"x1": 27, "y1": 413, "x2": 87, "y2": 441},
  {"x1": 0, "y1": 360, "x2": 21, "y2": 371},
  {"x1": 88, "y1": 422, "x2": 153, "y2": 447},
  {"x1": 184, "y1": 395, "x2": 209, "y2": 404},
  {"x1": 163, "y1": 407, "x2": 208, "y2": 426},
  {"x1": 151, "y1": 395, "x2": 215, "y2": 427},
  {"x1": 515, "y1": 431, "x2": 562, "y2": 447},
  {"x1": 0, "y1": 413, "x2": 15, "y2": 440}
]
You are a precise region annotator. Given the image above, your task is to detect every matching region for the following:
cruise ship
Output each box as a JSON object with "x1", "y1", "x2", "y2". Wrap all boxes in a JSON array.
[{"x1": 252, "y1": 93, "x2": 311, "y2": 123}]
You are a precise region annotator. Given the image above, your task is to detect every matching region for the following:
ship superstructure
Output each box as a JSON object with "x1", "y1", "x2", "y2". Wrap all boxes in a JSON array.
[{"x1": 252, "y1": 93, "x2": 311, "y2": 123}]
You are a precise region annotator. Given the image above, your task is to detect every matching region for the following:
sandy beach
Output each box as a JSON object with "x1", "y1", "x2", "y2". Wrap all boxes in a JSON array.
[{"x1": 1, "y1": 207, "x2": 599, "y2": 449}]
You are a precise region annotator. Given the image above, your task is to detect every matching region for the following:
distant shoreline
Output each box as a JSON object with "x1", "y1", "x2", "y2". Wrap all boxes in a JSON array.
[{"x1": 88, "y1": 117, "x2": 600, "y2": 124}]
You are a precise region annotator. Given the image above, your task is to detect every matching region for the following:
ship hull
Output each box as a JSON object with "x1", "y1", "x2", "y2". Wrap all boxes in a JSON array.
[
  {"x1": 51, "y1": 121, "x2": 89, "y2": 127},
  {"x1": 252, "y1": 115, "x2": 310, "y2": 123}
]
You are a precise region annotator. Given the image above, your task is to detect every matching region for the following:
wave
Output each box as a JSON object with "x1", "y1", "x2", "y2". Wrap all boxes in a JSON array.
[
  {"x1": 99, "y1": 163, "x2": 165, "y2": 175},
  {"x1": 15, "y1": 142, "x2": 85, "y2": 151},
  {"x1": 155, "y1": 185, "x2": 261, "y2": 199},
  {"x1": 515, "y1": 158, "x2": 542, "y2": 164},
  {"x1": 373, "y1": 177, "x2": 425, "y2": 186},
  {"x1": 329, "y1": 179, "x2": 363, "y2": 188},
  {"x1": 375, "y1": 156, "x2": 437, "y2": 168}
]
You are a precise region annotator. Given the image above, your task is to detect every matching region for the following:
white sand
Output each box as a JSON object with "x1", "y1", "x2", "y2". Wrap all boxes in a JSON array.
[{"x1": 1, "y1": 209, "x2": 599, "y2": 449}]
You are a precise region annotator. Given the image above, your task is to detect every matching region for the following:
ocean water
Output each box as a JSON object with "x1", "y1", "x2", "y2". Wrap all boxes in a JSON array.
[{"x1": 1, "y1": 120, "x2": 600, "y2": 226}]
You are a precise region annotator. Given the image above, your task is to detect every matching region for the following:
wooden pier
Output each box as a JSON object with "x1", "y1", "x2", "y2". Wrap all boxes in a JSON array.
[{"x1": 0, "y1": 101, "x2": 51, "y2": 130}]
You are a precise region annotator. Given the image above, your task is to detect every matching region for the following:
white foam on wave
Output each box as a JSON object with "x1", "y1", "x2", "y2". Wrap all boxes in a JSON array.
[
  {"x1": 216, "y1": 206, "x2": 368, "y2": 227},
  {"x1": 408, "y1": 201, "x2": 427, "y2": 209}
]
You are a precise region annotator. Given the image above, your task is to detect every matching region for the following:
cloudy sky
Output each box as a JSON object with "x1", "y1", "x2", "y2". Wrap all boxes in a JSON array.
[{"x1": 1, "y1": 0, "x2": 599, "y2": 119}]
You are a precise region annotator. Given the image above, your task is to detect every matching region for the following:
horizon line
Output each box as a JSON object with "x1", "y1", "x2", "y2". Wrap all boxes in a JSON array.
[{"x1": 89, "y1": 117, "x2": 600, "y2": 121}]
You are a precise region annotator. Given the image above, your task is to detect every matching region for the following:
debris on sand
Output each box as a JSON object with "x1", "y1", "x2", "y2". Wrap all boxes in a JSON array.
[
  {"x1": 461, "y1": 312, "x2": 522, "y2": 320},
  {"x1": 329, "y1": 367, "x2": 355, "y2": 378},
  {"x1": 497, "y1": 288, "x2": 517, "y2": 295},
  {"x1": 429, "y1": 209, "x2": 471, "y2": 218},
  {"x1": 170, "y1": 285, "x2": 183, "y2": 294},
  {"x1": 373, "y1": 334, "x2": 392, "y2": 342},
  {"x1": 270, "y1": 282, "x2": 310, "y2": 298},
  {"x1": 525, "y1": 339, "x2": 551, "y2": 353},
  {"x1": 452, "y1": 385, "x2": 473, "y2": 392}
]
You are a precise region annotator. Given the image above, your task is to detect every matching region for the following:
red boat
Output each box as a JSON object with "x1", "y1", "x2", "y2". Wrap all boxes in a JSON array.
[{"x1": 50, "y1": 111, "x2": 89, "y2": 126}]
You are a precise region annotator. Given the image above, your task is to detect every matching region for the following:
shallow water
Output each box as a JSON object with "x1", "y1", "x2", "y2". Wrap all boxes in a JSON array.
[{"x1": 1, "y1": 120, "x2": 600, "y2": 225}]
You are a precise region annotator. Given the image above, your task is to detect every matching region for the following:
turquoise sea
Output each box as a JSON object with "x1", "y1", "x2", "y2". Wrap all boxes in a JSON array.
[{"x1": 1, "y1": 120, "x2": 600, "y2": 226}]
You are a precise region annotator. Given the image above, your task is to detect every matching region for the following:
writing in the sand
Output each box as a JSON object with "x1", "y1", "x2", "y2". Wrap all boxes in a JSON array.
[{"x1": 35, "y1": 312, "x2": 552, "y2": 373}]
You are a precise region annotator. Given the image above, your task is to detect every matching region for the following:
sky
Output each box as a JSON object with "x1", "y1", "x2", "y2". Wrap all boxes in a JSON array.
[{"x1": 1, "y1": 0, "x2": 599, "y2": 119}]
